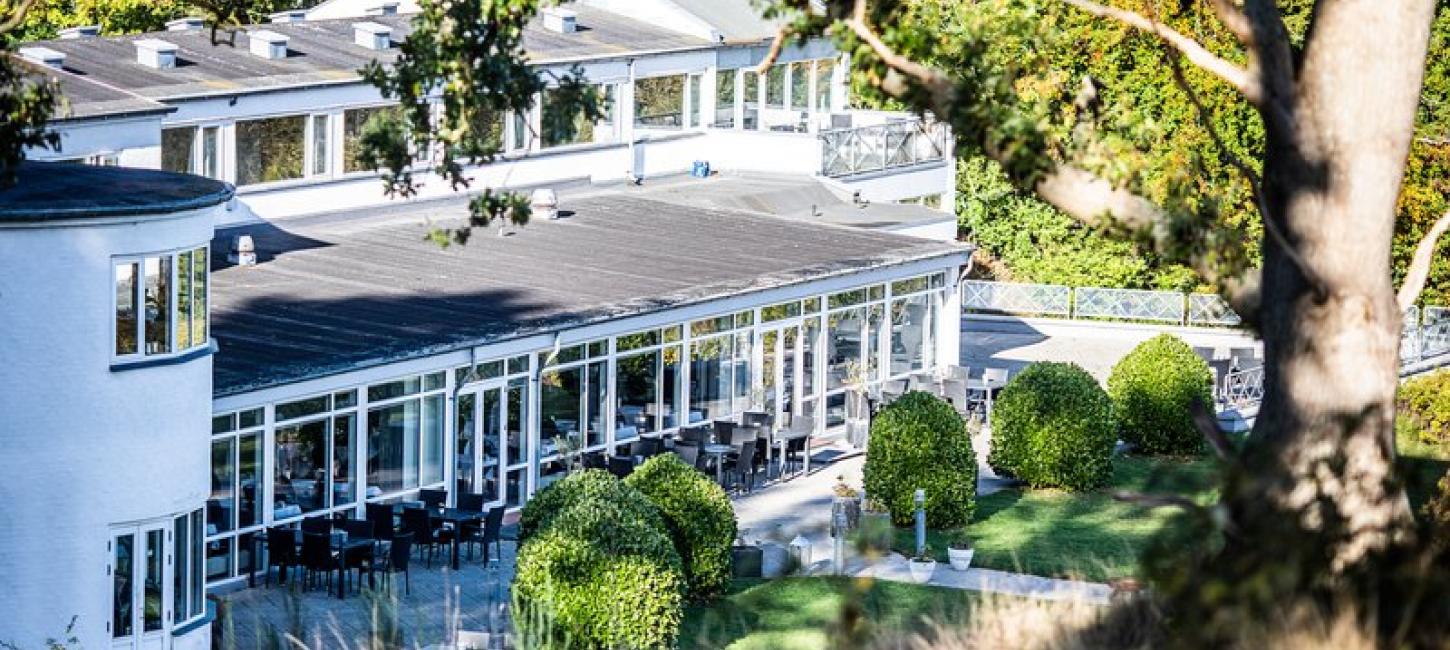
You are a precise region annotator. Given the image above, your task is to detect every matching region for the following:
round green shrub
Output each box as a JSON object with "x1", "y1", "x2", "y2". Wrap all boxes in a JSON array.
[
  {"x1": 513, "y1": 497, "x2": 685, "y2": 649},
  {"x1": 1398, "y1": 369, "x2": 1450, "y2": 448},
  {"x1": 989, "y1": 362, "x2": 1116, "y2": 491},
  {"x1": 519, "y1": 469, "x2": 665, "y2": 542},
  {"x1": 863, "y1": 391, "x2": 978, "y2": 527},
  {"x1": 1107, "y1": 334, "x2": 1214, "y2": 455},
  {"x1": 624, "y1": 454, "x2": 737, "y2": 600}
]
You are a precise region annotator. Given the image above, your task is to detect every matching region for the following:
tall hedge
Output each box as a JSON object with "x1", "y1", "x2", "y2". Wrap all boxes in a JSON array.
[
  {"x1": 863, "y1": 391, "x2": 978, "y2": 527},
  {"x1": 519, "y1": 469, "x2": 666, "y2": 542},
  {"x1": 1107, "y1": 334, "x2": 1215, "y2": 455},
  {"x1": 513, "y1": 497, "x2": 685, "y2": 649},
  {"x1": 625, "y1": 454, "x2": 737, "y2": 600},
  {"x1": 989, "y1": 362, "x2": 1116, "y2": 491}
]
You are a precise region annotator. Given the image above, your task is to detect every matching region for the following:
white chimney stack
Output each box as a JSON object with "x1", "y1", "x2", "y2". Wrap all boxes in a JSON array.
[
  {"x1": 352, "y1": 22, "x2": 393, "y2": 51},
  {"x1": 541, "y1": 7, "x2": 577, "y2": 33},
  {"x1": 248, "y1": 30, "x2": 289, "y2": 60},
  {"x1": 135, "y1": 39, "x2": 179, "y2": 70},
  {"x1": 229, "y1": 236, "x2": 257, "y2": 267},
  {"x1": 18, "y1": 47, "x2": 66, "y2": 70},
  {"x1": 366, "y1": 2, "x2": 399, "y2": 16},
  {"x1": 166, "y1": 17, "x2": 205, "y2": 31},
  {"x1": 530, "y1": 188, "x2": 560, "y2": 220},
  {"x1": 269, "y1": 10, "x2": 307, "y2": 23},
  {"x1": 58, "y1": 25, "x2": 100, "y2": 39}
]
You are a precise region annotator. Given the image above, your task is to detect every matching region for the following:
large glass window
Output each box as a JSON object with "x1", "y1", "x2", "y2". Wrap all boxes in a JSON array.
[
  {"x1": 367, "y1": 400, "x2": 420, "y2": 495},
  {"x1": 827, "y1": 307, "x2": 866, "y2": 391},
  {"x1": 112, "y1": 533, "x2": 133, "y2": 639},
  {"x1": 172, "y1": 510, "x2": 204, "y2": 625},
  {"x1": 635, "y1": 75, "x2": 685, "y2": 130},
  {"x1": 311, "y1": 114, "x2": 330, "y2": 177},
  {"x1": 333, "y1": 414, "x2": 357, "y2": 507},
  {"x1": 766, "y1": 65, "x2": 786, "y2": 108},
  {"x1": 143, "y1": 256, "x2": 170, "y2": 355},
  {"x1": 235, "y1": 115, "x2": 305, "y2": 186},
  {"x1": 790, "y1": 61, "x2": 809, "y2": 110},
  {"x1": 274, "y1": 419, "x2": 326, "y2": 517},
  {"x1": 209, "y1": 438, "x2": 235, "y2": 534},
  {"x1": 687, "y1": 73, "x2": 703, "y2": 128},
  {"x1": 238, "y1": 432, "x2": 262, "y2": 528},
  {"x1": 890, "y1": 294, "x2": 932, "y2": 375},
  {"x1": 422, "y1": 395, "x2": 445, "y2": 486},
  {"x1": 115, "y1": 263, "x2": 137, "y2": 355},
  {"x1": 815, "y1": 58, "x2": 835, "y2": 111},
  {"x1": 743, "y1": 71, "x2": 761, "y2": 129},
  {"x1": 161, "y1": 127, "x2": 195, "y2": 174},
  {"x1": 542, "y1": 84, "x2": 616, "y2": 148},
  {"x1": 343, "y1": 106, "x2": 396, "y2": 173},
  {"x1": 541, "y1": 366, "x2": 582, "y2": 456},
  {"x1": 616, "y1": 349, "x2": 659, "y2": 437},
  {"x1": 714, "y1": 69, "x2": 736, "y2": 128},
  {"x1": 690, "y1": 334, "x2": 734, "y2": 420}
]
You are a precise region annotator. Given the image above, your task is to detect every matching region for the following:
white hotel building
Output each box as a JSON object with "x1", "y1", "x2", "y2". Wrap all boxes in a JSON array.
[{"x1": 0, "y1": 1, "x2": 966, "y2": 648}]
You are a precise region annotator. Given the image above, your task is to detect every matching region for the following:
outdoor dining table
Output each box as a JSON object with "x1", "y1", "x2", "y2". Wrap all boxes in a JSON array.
[
  {"x1": 966, "y1": 375, "x2": 1009, "y2": 416},
  {"x1": 253, "y1": 528, "x2": 374, "y2": 599},
  {"x1": 392, "y1": 503, "x2": 485, "y2": 570},
  {"x1": 702, "y1": 443, "x2": 734, "y2": 485}
]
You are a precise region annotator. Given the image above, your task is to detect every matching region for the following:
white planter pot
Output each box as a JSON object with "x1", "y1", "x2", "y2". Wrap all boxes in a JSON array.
[
  {"x1": 947, "y1": 548, "x2": 974, "y2": 571},
  {"x1": 907, "y1": 559, "x2": 937, "y2": 584}
]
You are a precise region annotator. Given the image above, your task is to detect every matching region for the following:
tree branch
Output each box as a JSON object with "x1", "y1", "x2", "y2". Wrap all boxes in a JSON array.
[
  {"x1": 755, "y1": 26, "x2": 792, "y2": 74},
  {"x1": 1060, "y1": 0, "x2": 1261, "y2": 104},
  {"x1": 842, "y1": 0, "x2": 955, "y2": 115},
  {"x1": 1204, "y1": 0, "x2": 1253, "y2": 46},
  {"x1": 1190, "y1": 397, "x2": 1241, "y2": 465},
  {"x1": 1397, "y1": 208, "x2": 1450, "y2": 312},
  {"x1": 0, "y1": 0, "x2": 39, "y2": 34}
]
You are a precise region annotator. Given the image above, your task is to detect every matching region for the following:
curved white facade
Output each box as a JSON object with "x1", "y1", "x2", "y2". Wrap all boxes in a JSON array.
[{"x1": 0, "y1": 203, "x2": 221, "y2": 650}]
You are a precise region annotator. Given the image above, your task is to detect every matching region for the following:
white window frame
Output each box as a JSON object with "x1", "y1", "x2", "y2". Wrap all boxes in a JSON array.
[{"x1": 111, "y1": 244, "x2": 211, "y2": 365}]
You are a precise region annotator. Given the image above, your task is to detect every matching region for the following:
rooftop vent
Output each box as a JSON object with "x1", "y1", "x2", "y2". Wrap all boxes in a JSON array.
[
  {"x1": 366, "y1": 2, "x2": 399, "y2": 16},
  {"x1": 541, "y1": 7, "x2": 577, "y2": 33},
  {"x1": 352, "y1": 21, "x2": 392, "y2": 51},
  {"x1": 248, "y1": 30, "x2": 289, "y2": 60},
  {"x1": 531, "y1": 188, "x2": 560, "y2": 220},
  {"x1": 135, "y1": 39, "x2": 179, "y2": 70},
  {"x1": 58, "y1": 25, "x2": 100, "y2": 39},
  {"x1": 229, "y1": 235, "x2": 257, "y2": 267},
  {"x1": 18, "y1": 47, "x2": 66, "y2": 70},
  {"x1": 166, "y1": 17, "x2": 205, "y2": 31},
  {"x1": 269, "y1": 10, "x2": 307, "y2": 23},
  {"x1": 134, "y1": 38, "x2": 180, "y2": 70}
]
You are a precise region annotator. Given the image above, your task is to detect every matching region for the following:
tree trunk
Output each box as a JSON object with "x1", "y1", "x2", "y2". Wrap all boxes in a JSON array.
[{"x1": 1228, "y1": 0, "x2": 1434, "y2": 579}]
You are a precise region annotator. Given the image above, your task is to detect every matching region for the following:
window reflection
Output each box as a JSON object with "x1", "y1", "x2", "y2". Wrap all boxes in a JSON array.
[
  {"x1": 635, "y1": 75, "x2": 685, "y2": 129},
  {"x1": 616, "y1": 349, "x2": 658, "y2": 437},
  {"x1": 236, "y1": 115, "x2": 305, "y2": 186}
]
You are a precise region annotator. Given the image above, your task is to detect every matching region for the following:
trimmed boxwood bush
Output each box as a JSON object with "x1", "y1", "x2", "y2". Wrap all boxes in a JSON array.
[
  {"x1": 625, "y1": 454, "x2": 737, "y2": 600},
  {"x1": 989, "y1": 362, "x2": 1116, "y2": 491},
  {"x1": 513, "y1": 497, "x2": 686, "y2": 649},
  {"x1": 519, "y1": 469, "x2": 667, "y2": 542},
  {"x1": 1107, "y1": 334, "x2": 1215, "y2": 455},
  {"x1": 863, "y1": 391, "x2": 978, "y2": 527}
]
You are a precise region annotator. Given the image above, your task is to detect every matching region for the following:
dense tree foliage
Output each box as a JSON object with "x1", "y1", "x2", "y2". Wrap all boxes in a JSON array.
[
  {"x1": 9, "y1": 0, "x2": 309, "y2": 40},
  {"x1": 872, "y1": 0, "x2": 1450, "y2": 303}
]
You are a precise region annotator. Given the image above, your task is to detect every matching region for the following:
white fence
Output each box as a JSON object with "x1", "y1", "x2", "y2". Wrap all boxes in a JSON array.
[{"x1": 961, "y1": 280, "x2": 1239, "y2": 327}]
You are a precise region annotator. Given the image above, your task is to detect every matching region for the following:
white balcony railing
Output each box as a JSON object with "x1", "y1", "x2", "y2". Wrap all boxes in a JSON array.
[{"x1": 819, "y1": 117, "x2": 948, "y2": 178}]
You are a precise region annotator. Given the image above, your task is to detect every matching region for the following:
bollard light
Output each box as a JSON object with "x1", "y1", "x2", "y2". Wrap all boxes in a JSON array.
[{"x1": 914, "y1": 488, "x2": 927, "y2": 557}]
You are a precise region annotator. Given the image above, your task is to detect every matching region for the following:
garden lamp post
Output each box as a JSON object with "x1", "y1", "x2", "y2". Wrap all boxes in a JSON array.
[{"x1": 915, "y1": 489, "x2": 926, "y2": 556}]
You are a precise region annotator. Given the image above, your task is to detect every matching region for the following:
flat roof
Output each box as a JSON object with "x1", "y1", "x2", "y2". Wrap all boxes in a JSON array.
[
  {"x1": 15, "y1": 60, "x2": 171, "y2": 121},
  {"x1": 0, "y1": 162, "x2": 233, "y2": 222},
  {"x1": 29, "y1": 7, "x2": 712, "y2": 110},
  {"x1": 623, "y1": 173, "x2": 956, "y2": 231},
  {"x1": 210, "y1": 191, "x2": 967, "y2": 396}
]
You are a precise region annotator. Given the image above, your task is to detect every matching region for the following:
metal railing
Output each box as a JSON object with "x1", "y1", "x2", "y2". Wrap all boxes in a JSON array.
[
  {"x1": 1221, "y1": 365, "x2": 1265, "y2": 410},
  {"x1": 961, "y1": 280, "x2": 1240, "y2": 327},
  {"x1": 820, "y1": 118, "x2": 947, "y2": 178}
]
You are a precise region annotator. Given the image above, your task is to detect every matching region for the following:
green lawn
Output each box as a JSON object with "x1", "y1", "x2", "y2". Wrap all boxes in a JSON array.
[
  {"x1": 1398, "y1": 421, "x2": 1450, "y2": 513},
  {"x1": 679, "y1": 578, "x2": 979, "y2": 650},
  {"x1": 893, "y1": 455, "x2": 1221, "y2": 583}
]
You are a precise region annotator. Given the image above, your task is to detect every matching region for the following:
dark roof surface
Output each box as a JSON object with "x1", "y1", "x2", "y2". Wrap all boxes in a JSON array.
[
  {"x1": 210, "y1": 193, "x2": 966, "y2": 395},
  {"x1": 0, "y1": 162, "x2": 233, "y2": 221},
  {"x1": 16, "y1": 60, "x2": 171, "y2": 120},
  {"x1": 32, "y1": 7, "x2": 710, "y2": 108}
]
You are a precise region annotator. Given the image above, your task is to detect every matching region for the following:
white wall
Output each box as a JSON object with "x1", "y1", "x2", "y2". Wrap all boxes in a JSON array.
[
  {"x1": 29, "y1": 113, "x2": 164, "y2": 166},
  {"x1": 0, "y1": 205, "x2": 220, "y2": 650}
]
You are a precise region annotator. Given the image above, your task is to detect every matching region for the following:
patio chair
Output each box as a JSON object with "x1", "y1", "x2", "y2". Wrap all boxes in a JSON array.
[
  {"x1": 728, "y1": 440, "x2": 758, "y2": 494},
  {"x1": 372, "y1": 532, "x2": 413, "y2": 595},
  {"x1": 941, "y1": 379, "x2": 970, "y2": 414},
  {"x1": 729, "y1": 427, "x2": 757, "y2": 448},
  {"x1": 264, "y1": 526, "x2": 298, "y2": 587},
  {"x1": 673, "y1": 441, "x2": 701, "y2": 470},
  {"x1": 607, "y1": 455, "x2": 635, "y2": 478},
  {"x1": 712, "y1": 419, "x2": 736, "y2": 444},
  {"x1": 301, "y1": 517, "x2": 332, "y2": 535},
  {"x1": 401, "y1": 507, "x2": 451, "y2": 569},
  {"x1": 463, "y1": 506, "x2": 507, "y2": 564},
  {"x1": 457, "y1": 492, "x2": 487, "y2": 513},
  {"x1": 582, "y1": 451, "x2": 607, "y2": 470},
  {"x1": 366, "y1": 502, "x2": 395, "y2": 541},
  {"x1": 342, "y1": 519, "x2": 373, "y2": 540},
  {"x1": 341, "y1": 535, "x2": 375, "y2": 595},
  {"x1": 742, "y1": 411, "x2": 772, "y2": 429},
  {"x1": 299, "y1": 532, "x2": 337, "y2": 593},
  {"x1": 419, "y1": 488, "x2": 447, "y2": 509}
]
